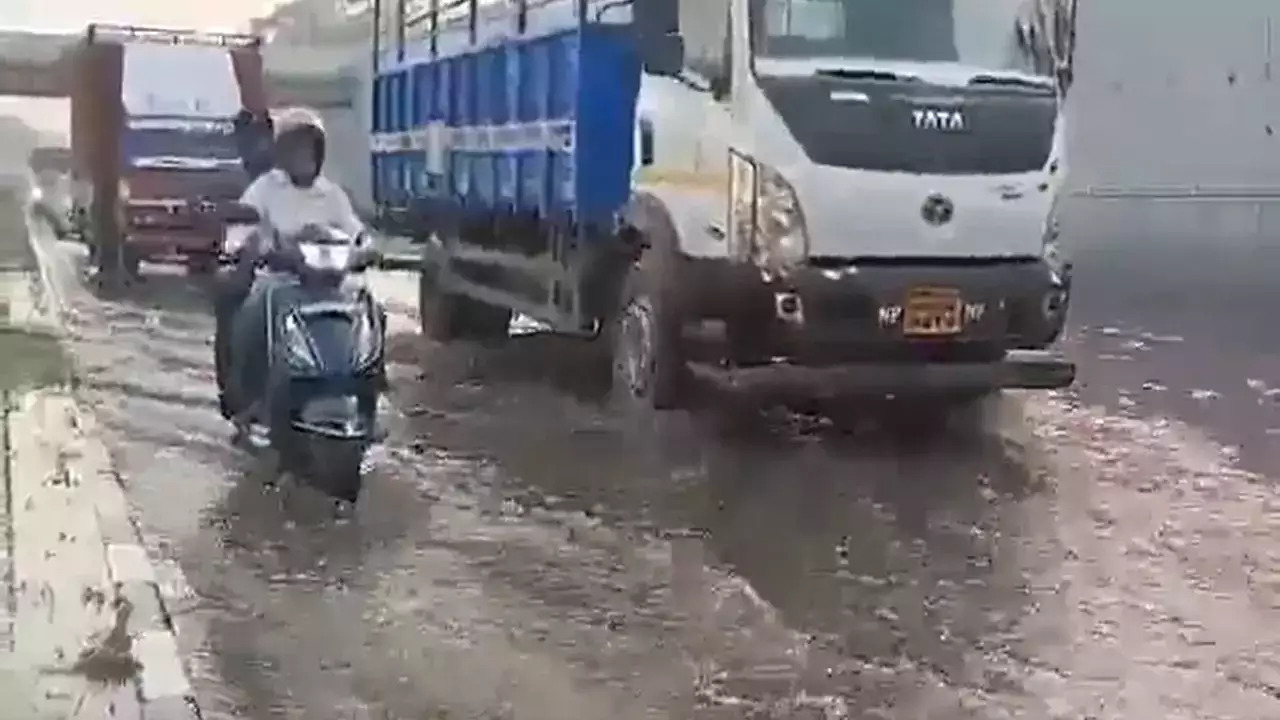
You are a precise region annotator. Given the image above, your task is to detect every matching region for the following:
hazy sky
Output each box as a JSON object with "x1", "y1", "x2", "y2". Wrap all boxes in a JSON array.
[{"x1": 0, "y1": 0, "x2": 285, "y2": 135}]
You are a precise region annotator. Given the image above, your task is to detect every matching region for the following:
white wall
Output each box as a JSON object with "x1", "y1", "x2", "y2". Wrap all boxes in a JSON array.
[
  {"x1": 1062, "y1": 0, "x2": 1280, "y2": 250},
  {"x1": 1068, "y1": 0, "x2": 1279, "y2": 191},
  {"x1": 1059, "y1": 0, "x2": 1280, "y2": 314}
]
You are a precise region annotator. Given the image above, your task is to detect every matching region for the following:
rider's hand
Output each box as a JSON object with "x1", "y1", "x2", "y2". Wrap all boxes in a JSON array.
[{"x1": 299, "y1": 223, "x2": 325, "y2": 242}]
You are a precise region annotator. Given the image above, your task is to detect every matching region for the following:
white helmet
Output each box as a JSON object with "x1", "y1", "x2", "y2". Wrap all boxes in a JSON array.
[
  {"x1": 271, "y1": 107, "x2": 327, "y2": 184},
  {"x1": 272, "y1": 106, "x2": 325, "y2": 138}
]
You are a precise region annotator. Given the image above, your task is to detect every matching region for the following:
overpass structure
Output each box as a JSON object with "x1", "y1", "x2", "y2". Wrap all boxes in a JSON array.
[{"x1": 0, "y1": 30, "x2": 363, "y2": 108}]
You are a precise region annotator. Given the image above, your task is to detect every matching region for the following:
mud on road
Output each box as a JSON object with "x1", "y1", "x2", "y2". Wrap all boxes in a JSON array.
[{"x1": 25, "y1": 222, "x2": 1280, "y2": 720}]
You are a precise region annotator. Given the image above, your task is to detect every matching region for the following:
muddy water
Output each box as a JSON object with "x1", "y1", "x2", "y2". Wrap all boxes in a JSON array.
[{"x1": 20, "y1": 226, "x2": 1276, "y2": 719}]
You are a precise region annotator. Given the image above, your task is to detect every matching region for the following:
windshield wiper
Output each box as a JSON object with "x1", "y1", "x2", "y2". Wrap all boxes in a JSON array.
[
  {"x1": 968, "y1": 74, "x2": 1054, "y2": 92},
  {"x1": 815, "y1": 68, "x2": 919, "y2": 83}
]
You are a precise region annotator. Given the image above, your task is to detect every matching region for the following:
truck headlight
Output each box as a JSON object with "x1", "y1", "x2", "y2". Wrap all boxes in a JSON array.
[
  {"x1": 1040, "y1": 211, "x2": 1070, "y2": 323},
  {"x1": 1041, "y1": 212, "x2": 1068, "y2": 285},
  {"x1": 727, "y1": 152, "x2": 810, "y2": 274},
  {"x1": 756, "y1": 165, "x2": 809, "y2": 271}
]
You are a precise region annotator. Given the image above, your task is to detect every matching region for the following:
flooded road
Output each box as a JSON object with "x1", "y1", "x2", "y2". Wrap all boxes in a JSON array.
[
  {"x1": 27, "y1": 214, "x2": 1280, "y2": 720},
  {"x1": 1065, "y1": 198, "x2": 1280, "y2": 475}
]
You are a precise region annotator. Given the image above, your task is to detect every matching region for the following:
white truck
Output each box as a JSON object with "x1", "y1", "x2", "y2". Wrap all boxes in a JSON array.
[
  {"x1": 624, "y1": 0, "x2": 1077, "y2": 413},
  {"x1": 399, "y1": 0, "x2": 1078, "y2": 421}
]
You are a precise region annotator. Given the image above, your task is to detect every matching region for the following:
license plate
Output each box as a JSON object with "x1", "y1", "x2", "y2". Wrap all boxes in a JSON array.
[{"x1": 902, "y1": 287, "x2": 964, "y2": 336}]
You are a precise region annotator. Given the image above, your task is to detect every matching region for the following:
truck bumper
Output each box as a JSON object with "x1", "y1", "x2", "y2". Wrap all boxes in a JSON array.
[
  {"x1": 680, "y1": 256, "x2": 1073, "y2": 395},
  {"x1": 699, "y1": 348, "x2": 1074, "y2": 396}
]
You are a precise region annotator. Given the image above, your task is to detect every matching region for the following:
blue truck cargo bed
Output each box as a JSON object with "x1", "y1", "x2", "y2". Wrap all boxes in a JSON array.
[{"x1": 370, "y1": 0, "x2": 640, "y2": 230}]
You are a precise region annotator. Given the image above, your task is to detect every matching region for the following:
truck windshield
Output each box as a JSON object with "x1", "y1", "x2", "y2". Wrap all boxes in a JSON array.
[{"x1": 750, "y1": 0, "x2": 1049, "y2": 76}]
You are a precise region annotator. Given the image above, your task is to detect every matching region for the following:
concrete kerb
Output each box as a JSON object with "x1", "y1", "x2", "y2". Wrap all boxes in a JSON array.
[{"x1": 11, "y1": 206, "x2": 202, "y2": 720}]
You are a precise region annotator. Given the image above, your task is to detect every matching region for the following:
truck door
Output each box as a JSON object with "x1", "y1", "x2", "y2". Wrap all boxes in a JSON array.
[{"x1": 632, "y1": 0, "x2": 735, "y2": 254}]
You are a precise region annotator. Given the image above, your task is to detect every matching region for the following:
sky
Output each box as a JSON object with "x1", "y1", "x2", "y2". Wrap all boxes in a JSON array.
[{"x1": 0, "y1": 0, "x2": 286, "y2": 136}]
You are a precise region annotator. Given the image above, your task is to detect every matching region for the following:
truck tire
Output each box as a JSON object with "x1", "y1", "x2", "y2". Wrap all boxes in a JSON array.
[
  {"x1": 93, "y1": 243, "x2": 141, "y2": 277},
  {"x1": 418, "y1": 250, "x2": 511, "y2": 343},
  {"x1": 606, "y1": 245, "x2": 690, "y2": 412},
  {"x1": 120, "y1": 245, "x2": 141, "y2": 279}
]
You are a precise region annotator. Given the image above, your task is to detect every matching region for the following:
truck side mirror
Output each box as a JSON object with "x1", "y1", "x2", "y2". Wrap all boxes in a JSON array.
[
  {"x1": 634, "y1": 0, "x2": 682, "y2": 76},
  {"x1": 633, "y1": 0, "x2": 678, "y2": 37},
  {"x1": 643, "y1": 33, "x2": 685, "y2": 77}
]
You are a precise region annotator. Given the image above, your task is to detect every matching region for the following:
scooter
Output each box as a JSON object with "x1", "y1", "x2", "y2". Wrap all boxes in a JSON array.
[{"x1": 223, "y1": 217, "x2": 386, "y2": 502}]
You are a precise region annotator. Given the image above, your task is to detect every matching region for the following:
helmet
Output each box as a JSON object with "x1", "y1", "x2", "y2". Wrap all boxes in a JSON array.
[
  {"x1": 272, "y1": 107, "x2": 326, "y2": 185},
  {"x1": 273, "y1": 107, "x2": 325, "y2": 138}
]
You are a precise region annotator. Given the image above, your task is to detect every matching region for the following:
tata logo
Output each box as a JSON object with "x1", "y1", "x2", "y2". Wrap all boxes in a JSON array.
[
  {"x1": 921, "y1": 193, "x2": 954, "y2": 226},
  {"x1": 911, "y1": 108, "x2": 966, "y2": 131}
]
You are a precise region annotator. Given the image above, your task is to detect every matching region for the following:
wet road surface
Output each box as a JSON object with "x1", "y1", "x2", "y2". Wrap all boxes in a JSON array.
[{"x1": 30, "y1": 218, "x2": 1280, "y2": 719}]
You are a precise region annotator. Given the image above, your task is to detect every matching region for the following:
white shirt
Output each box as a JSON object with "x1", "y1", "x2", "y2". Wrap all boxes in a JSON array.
[{"x1": 238, "y1": 168, "x2": 365, "y2": 253}]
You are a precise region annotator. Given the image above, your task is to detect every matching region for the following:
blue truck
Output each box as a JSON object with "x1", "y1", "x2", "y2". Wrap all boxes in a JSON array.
[{"x1": 372, "y1": 0, "x2": 1078, "y2": 422}]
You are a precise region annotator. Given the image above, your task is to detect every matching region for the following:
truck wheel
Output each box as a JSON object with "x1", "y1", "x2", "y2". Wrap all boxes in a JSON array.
[
  {"x1": 608, "y1": 260, "x2": 689, "y2": 411},
  {"x1": 418, "y1": 253, "x2": 511, "y2": 343},
  {"x1": 121, "y1": 246, "x2": 142, "y2": 279},
  {"x1": 94, "y1": 244, "x2": 141, "y2": 278}
]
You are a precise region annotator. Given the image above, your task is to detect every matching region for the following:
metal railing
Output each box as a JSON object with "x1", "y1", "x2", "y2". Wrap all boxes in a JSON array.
[
  {"x1": 378, "y1": 0, "x2": 592, "y2": 67},
  {"x1": 1063, "y1": 184, "x2": 1280, "y2": 243},
  {"x1": 85, "y1": 23, "x2": 262, "y2": 48},
  {"x1": 1071, "y1": 185, "x2": 1280, "y2": 201}
]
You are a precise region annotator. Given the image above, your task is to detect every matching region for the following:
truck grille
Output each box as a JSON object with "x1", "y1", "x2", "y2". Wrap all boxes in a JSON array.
[{"x1": 758, "y1": 77, "x2": 1057, "y2": 175}]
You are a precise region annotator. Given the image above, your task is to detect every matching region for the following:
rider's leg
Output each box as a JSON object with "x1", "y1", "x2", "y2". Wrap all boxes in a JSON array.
[
  {"x1": 214, "y1": 273, "x2": 252, "y2": 418},
  {"x1": 229, "y1": 278, "x2": 272, "y2": 419}
]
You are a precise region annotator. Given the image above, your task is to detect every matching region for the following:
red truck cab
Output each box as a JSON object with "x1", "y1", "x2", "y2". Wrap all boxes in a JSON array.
[{"x1": 69, "y1": 24, "x2": 268, "y2": 277}]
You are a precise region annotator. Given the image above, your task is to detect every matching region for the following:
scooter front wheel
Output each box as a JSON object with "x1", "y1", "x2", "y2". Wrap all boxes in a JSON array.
[{"x1": 305, "y1": 435, "x2": 366, "y2": 503}]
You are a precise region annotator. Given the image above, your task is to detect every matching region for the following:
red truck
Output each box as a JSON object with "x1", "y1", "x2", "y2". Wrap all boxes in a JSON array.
[{"x1": 69, "y1": 24, "x2": 268, "y2": 278}]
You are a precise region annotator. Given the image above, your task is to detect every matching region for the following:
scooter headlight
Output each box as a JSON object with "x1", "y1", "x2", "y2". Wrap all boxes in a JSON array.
[{"x1": 281, "y1": 310, "x2": 320, "y2": 371}]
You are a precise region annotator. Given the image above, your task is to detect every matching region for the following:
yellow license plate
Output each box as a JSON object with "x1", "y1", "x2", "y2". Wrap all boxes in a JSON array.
[{"x1": 902, "y1": 287, "x2": 964, "y2": 336}]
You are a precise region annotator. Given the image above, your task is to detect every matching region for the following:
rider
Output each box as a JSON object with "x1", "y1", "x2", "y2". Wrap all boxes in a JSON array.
[{"x1": 213, "y1": 107, "x2": 368, "y2": 423}]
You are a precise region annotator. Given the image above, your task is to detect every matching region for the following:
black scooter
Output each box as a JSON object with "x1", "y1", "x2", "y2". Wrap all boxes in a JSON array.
[{"x1": 222, "y1": 215, "x2": 386, "y2": 502}]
